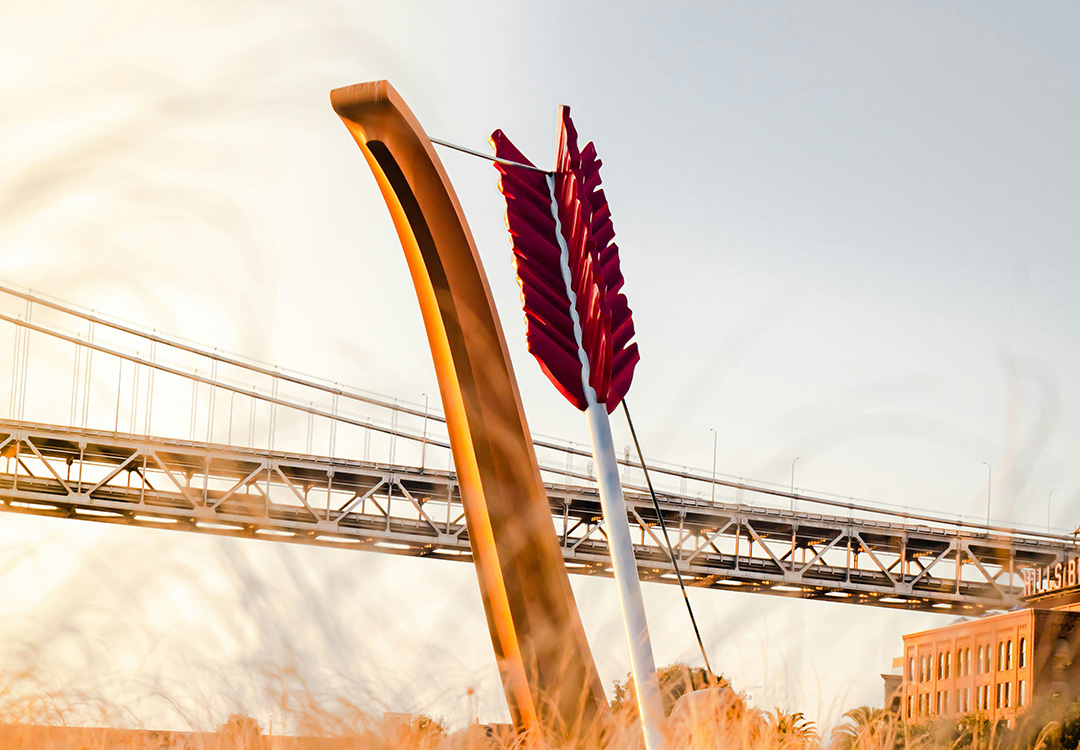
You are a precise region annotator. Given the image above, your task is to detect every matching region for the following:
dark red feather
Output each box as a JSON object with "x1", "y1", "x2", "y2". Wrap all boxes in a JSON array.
[{"x1": 491, "y1": 107, "x2": 639, "y2": 413}]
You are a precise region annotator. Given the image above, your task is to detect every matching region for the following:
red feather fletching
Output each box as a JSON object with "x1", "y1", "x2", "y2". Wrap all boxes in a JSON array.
[{"x1": 491, "y1": 107, "x2": 639, "y2": 413}]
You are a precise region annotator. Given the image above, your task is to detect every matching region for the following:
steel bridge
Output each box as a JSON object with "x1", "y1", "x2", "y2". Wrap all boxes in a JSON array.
[{"x1": 0, "y1": 282, "x2": 1073, "y2": 613}]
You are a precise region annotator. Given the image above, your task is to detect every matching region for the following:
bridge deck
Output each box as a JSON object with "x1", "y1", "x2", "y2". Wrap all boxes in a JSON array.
[{"x1": 0, "y1": 419, "x2": 1071, "y2": 613}]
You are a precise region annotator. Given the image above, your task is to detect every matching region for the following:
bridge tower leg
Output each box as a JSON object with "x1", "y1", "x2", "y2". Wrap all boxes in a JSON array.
[{"x1": 330, "y1": 81, "x2": 609, "y2": 743}]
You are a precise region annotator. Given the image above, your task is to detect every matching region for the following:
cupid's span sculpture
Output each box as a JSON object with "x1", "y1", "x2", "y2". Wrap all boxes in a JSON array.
[{"x1": 330, "y1": 81, "x2": 608, "y2": 742}]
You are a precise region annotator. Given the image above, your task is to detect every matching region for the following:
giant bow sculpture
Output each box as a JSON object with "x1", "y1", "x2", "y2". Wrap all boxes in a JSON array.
[{"x1": 330, "y1": 81, "x2": 608, "y2": 744}]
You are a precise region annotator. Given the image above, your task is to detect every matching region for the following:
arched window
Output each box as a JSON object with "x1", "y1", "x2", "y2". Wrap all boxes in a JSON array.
[
  {"x1": 977, "y1": 645, "x2": 983, "y2": 674},
  {"x1": 998, "y1": 641, "x2": 1005, "y2": 671},
  {"x1": 921, "y1": 655, "x2": 927, "y2": 682},
  {"x1": 966, "y1": 647, "x2": 972, "y2": 675},
  {"x1": 945, "y1": 650, "x2": 951, "y2": 678},
  {"x1": 909, "y1": 657, "x2": 915, "y2": 681},
  {"x1": 1053, "y1": 638, "x2": 1071, "y2": 672},
  {"x1": 1007, "y1": 639, "x2": 1013, "y2": 669},
  {"x1": 938, "y1": 652, "x2": 944, "y2": 680},
  {"x1": 1019, "y1": 638, "x2": 1026, "y2": 668}
]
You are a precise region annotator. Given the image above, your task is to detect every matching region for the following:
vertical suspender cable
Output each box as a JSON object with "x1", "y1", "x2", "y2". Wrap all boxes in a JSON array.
[
  {"x1": 18, "y1": 299, "x2": 31, "y2": 420},
  {"x1": 144, "y1": 340, "x2": 155, "y2": 435},
  {"x1": 82, "y1": 322, "x2": 94, "y2": 429},
  {"x1": 114, "y1": 360, "x2": 123, "y2": 433},
  {"x1": 70, "y1": 340, "x2": 81, "y2": 426},
  {"x1": 269, "y1": 377, "x2": 278, "y2": 451},
  {"x1": 207, "y1": 359, "x2": 217, "y2": 444},
  {"x1": 227, "y1": 391, "x2": 235, "y2": 445},
  {"x1": 190, "y1": 379, "x2": 198, "y2": 441},
  {"x1": 248, "y1": 391, "x2": 256, "y2": 448},
  {"x1": 131, "y1": 356, "x2": 140, "y2": 434},
  {"x1": 9, "y1": 321, "x2": 21, "y2": 418}
]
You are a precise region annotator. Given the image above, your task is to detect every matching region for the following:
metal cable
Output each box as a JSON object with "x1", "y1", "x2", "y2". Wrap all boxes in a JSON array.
[
  {"x1": 429, "y1": 137, "x2": 553, "y2": 174},
  {"x1": 622, "y1": 399, "x2": 713, "y2": 676}
]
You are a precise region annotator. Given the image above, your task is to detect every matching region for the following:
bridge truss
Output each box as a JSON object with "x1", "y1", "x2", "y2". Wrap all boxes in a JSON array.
[{"x1": 0, "y1": 418, "x2": 1072, "y2": 613}]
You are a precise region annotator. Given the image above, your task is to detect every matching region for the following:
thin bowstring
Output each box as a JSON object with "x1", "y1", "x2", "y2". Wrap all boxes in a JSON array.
[
  {"x1": 430, "y1": 137, "x2": 553, "y2": 174},
  {"x1": 622, "y1": 399, "x2": 714, "y2": 677}
]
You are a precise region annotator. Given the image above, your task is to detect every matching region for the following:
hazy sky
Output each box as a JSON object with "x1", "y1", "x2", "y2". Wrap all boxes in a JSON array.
[{"x1": 1, "y1": 0, "x2": 1079, "y2": 732}]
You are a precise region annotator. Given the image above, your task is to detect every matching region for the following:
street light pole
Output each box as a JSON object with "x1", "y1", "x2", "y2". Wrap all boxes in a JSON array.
[
  {"x1": 421, "y1": 392, "x2": 429, "y2": 471},
  {"x1": 983, "y1": 462, "x2": 992, "y2": 528},
  {"x1": 790, "y1": 456, "x2": 800, "y2": 512},
  {"x1": 709, "y1": 428, "x2": 717, "y2": 503},
  {"x1": 1049, "y1": 488, "x2": 1058, "y2": 535}
]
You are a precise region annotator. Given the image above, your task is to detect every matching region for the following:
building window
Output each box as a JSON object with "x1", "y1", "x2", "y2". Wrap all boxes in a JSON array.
[
  {"x1": 1005, "y1": 682, "x2": 1012, "y2": 708},
  {"x1": 938, "y1": 653, "x2": 944, "y2": 680},
  {"x1": 920, "y1": 655, "x2": 927, "y2": 682},
  {"x1": 1019, "y1": 680, "x2": 1025, "y2": 707},
  {"x1": 1019, "y1": 638, "x2": 1026, "y2": 668},
  {"x1": 986, "y1": 643, "x2": 992, "y2": 672},
  {"x1": 966, "y1": 647, "x2": 971, "y2": 676},
  {"x1": 1007, "y1": 639, "x2": 1013, "y2": 670},
  {"x1": 908, "y1": 695, "x2": 913, "y2": 718},
  {"x1": 936, "y1": 691, "x2": 942, "y2": 714},
  {"x1": 996, "y1": 683, "x2": 1003, "y2": 708},
  {"x1": 977, "y1": 645, "x2": 983, "y2": 673},
  {"x1": 909, "y1": 657, "x2": 915, "y2": 682},
  {"x1": 945, "y1": 650, "x2": 952, "y2": 679}
]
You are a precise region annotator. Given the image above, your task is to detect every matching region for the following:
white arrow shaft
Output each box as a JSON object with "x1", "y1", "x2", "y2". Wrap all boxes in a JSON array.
[{"x1": 585, "y1": 400, "x2": 666, "y2": 750}]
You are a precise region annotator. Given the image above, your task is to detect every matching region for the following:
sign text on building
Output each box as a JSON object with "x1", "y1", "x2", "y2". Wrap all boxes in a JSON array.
[{"x1": 1023, "y1": 558, "x2": 1079, "y2": 598}]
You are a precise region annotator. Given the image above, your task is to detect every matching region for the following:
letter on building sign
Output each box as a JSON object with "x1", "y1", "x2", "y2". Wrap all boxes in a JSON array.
[
  {"x1": 1069, "y1": 559, "x2": 1077, "y2": 588},
  {"x1": 1055, "y1": 562, "x2": 1064, "y2": 589}
]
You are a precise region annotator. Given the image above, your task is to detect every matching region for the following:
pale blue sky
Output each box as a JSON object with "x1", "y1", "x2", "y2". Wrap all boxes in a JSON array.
[{"x1": 1, "y1": 0, "x2": 1078, "y2": 731}]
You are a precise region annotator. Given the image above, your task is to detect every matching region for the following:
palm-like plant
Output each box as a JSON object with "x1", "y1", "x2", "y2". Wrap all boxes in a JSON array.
[
  {"x1": 831, "y1": 705, "x2": 895, "y2": 750},
  {"x1": 769, "y1": 708, "x2": 817, "y2": 741}
]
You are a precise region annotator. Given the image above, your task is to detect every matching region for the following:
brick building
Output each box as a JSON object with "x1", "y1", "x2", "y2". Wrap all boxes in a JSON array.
[{"x1": 897, "y1": 573, "x2": 1080, "y2": 725}]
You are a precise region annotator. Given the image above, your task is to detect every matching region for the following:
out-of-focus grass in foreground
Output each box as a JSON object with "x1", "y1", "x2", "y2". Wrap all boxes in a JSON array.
[{"x1": 3, "y1": 664, "x2": 1080, "y2": 750}]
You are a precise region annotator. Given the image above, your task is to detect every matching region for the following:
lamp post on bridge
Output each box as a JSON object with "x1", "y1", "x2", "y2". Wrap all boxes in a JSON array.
[
  {"x1": 421, "y1": 392, "x2": 429, "y2": 471},
  {"x1": 1049, "y1": 488, "x2": 1057, "y2": 535},
  {"x1": 790, "y1": 456, "x2": 800, "y2": 512},
  {"x1": 709, "y1": 428, "x2": 717, "y2": 503}
]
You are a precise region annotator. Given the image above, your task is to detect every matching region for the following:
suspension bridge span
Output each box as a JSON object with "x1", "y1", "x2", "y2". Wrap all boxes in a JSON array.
[
  {"x1": 0, "y1": 282, "x2": 1072, "y2": 613},
  {"x1": 0, "y1": 416, "x2": 1072, "y2": 614}
]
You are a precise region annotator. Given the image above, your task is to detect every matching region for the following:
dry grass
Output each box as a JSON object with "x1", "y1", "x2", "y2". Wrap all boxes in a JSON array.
[
  {"x1": 0, "y1": 668, "x2": 1066, "y2": 750},
  {"x1": 0, "y1": 677, "x2": 829, "y2": 750}
]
